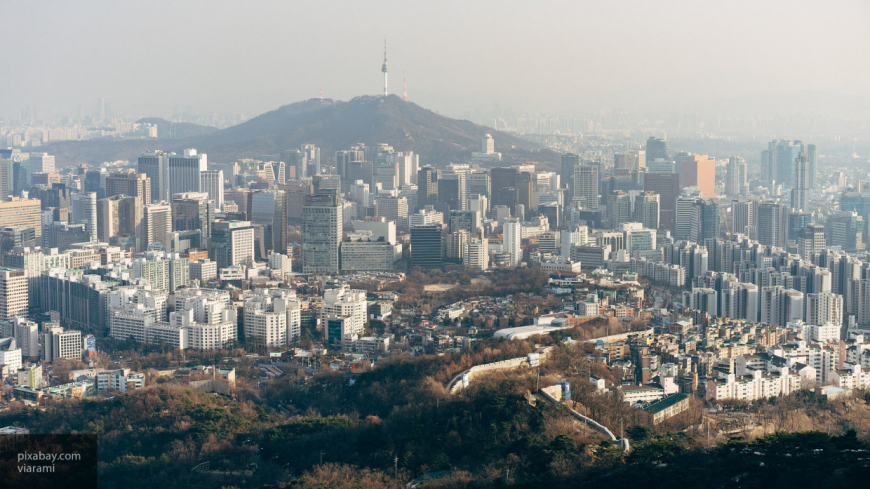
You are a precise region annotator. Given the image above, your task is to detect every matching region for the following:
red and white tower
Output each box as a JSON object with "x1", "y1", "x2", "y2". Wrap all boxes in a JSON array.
[{"x1": 381, "y1": 39, "x2": 389, "y2": 97}]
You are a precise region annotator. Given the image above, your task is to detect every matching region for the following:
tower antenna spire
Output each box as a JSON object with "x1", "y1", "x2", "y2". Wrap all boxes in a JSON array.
[
  {"x1": 381, "y1": 38, "x2": 389, "y2": 97},
  {"x1": 403, "y1": 69, "x2": 407, "y2": 102}
]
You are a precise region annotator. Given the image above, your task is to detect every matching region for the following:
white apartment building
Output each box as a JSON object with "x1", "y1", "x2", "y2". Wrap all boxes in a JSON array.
[
  {"x1": 705, "y1": 368, "x2": 801, "y2": 402},
  {"x1": 321, "y1": 286, "x2": 367, "y2": 344}
]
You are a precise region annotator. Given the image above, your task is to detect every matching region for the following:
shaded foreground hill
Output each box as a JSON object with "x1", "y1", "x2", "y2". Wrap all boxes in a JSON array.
[{"x1": 44, "y1": 95, "x2": 555, "y2": 168}]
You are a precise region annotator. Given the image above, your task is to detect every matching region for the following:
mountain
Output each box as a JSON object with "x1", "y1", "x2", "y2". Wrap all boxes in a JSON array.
[
  {"x1": 135, "y1": 118, "x2": 219, "y2": 139},
  {"x1": 43, "y1": 95, "x2": 554, "y2": 168}
]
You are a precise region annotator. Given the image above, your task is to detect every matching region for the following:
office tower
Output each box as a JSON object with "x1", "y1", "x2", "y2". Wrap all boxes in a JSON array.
[
  {"x1": 138, "y1": 151, "x2": 169, "y2": 203},
  {"x1": 301, "y1": 144, "x2": 320, "y2": 176},
  {"x1": 417, "y1": 167, "x2": 439, "y2": 211},
  {"x1": 83, "y1": 169, "x2": 106, "y2": 199},
  {"x1": 0, "y1": 268, "x2": 27, "y2": 320},
  {"x1": 797, "y1": 224, "x2": 826, "y2": 261},
  {"x1": 614, "y1": 150, "x2": 646, "y2": 171},
  {"x1": 761, "y1": 149, "x2": 773, "y2": 184},
  {"x1": 446, "y1": 230, "x2": 469, "y2": 262},
  {"x1": 644, "y1": 173, "x2": 679, "y2": 232},
  {"x1": 106, "y1": 172, "x2": 151, "y2": 205},
  {"x1": 375, "y1": 196, "x2": 408, "y2": 226},
  {"x1": 437, "y1": 172, "x2": 466, "y2": 214},
  {"x1": 731, "y1": 200, "x2": 756, "y2": 238},
  {"x1": 826, "y1": 211, "x2": 864, "y2": 251},
  {"x1": 168, "y1": 148, "x2": 207, "y2": 198},
  {"x1": 698, "y1": 200, "x2": 720, "y2": 242},
  {"x1": 280, "y1": 182, "x2": 313, "y2": 225},
  {"x1": 464, "y1": 237, "x2": 488, "y2": 270},
  {"x1": 71, "y1": 192, "x2": 98, "y2": 242},
  {"x1": 645, "y1": 137, "x2": 669, "y2": 161},
  {"x1": 807, "y1": 144, "x2": 817, "y2": 189},
  {"x1": 561, "y1": 153, "x2": 580, "y2": 201},
  {"x1": 28, "y1": 153, "x2": 55, "y2": 174},
  {"x1": 606, "y1": 190, "x2": 631, "y2": 229},
  {"x1": 680, "y1": 154, "x2": 715, "y2": 198},
  {"x1": 788, "y1": 212, "x2": 812, "y2": 242},
  {"x1": 633, "y1": 191, "x2": 660, "y2": 230},
  {"x1": 491, "y1": 167, "x2": 519, "y2": 207},
  {"x1": 516, "y1": 172, "x2": 534, "y2": 212},
  {"x1": 573, "y1": 164, "x2": 599, "y2": 209},
  {"x1": 10, "y1": 154, "x2": 30, "y2": 197},
  {"x1": 0, "y1": 227, "x2": 36, "y2": 254},
  {"x1": 790, "y1": 152, "x2": 810, "y2": 211},
  {"x1": 466, "y1": 171, "x2": 491, "y2": 206},
  {"x1": 173, "y1": 192, "x2": 216, "y2": 239},
  {"x1": 144, "y1": 203, "x2": 172, "y2": 249},
  {"x1": 449, "y1": 209, "x2": 480, "y2": 235},
  {"x1": 467, "y1": 194, "x2": 488, "y2": 221},
  {"x1": 503, "y1": 217, "x2": 522, "y2": 266},
  {"x1": 248, "y1": 190, "x2": 288, "y2": 256},
  {"x1": 200, "y1": 170, "x2": 224, "y2": 210},
  {"x1": 756, "y1": 202, "x2": 787, "y2": 248},
  {"x1": 410, "y1": 224, "x2": 442, "y2": 269},
  {"x1": 97, "y1": 195, "x2": 143, "y2": 248},
  {"x1": 211, "y1": 220, "x2": 255, "y2": 269},
  {"x1": 301, "y1": 189, "x2": 341, "y2": 273},
  {"x1": 773, "y1": 140, "x2": 804, "y2": 188},
  {"x1": 724, "y1": 156, "x2": 748, "y2": 196},
  {"x1": 43, "y1": 327, "x2": 82, "y2": 361}
]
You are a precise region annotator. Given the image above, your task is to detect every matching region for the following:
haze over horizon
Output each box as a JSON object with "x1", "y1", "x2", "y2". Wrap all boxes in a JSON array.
[{"x1": 2, "y1": 0, "x2": 869, "y2": 121}]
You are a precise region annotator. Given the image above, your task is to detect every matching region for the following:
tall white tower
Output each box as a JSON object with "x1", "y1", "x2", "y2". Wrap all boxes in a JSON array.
[{"x1": 381, "y1": 39, "x2": 389, "y2": 97}]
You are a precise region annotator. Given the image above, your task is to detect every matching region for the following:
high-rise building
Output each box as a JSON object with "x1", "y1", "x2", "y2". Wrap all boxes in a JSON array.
[
  {"x1": 0, "y1": 268, "x2": 27, "y2": 320},
  {"x1": 200, "y1": 170, "x2": 224, "y2": 210},
  {"x1": 680, "y1": 154, "x2": 715, "y2": 198},
  {"x1": 375, "y1": 196, "x2": 408, "y2": 226},
  {"x1": 248, "y1": 190, "x2": 288, "y2": 257},
  {"x1": 71, "y1": 192, "x2": 98, "y2": 242},
  {"x1": 826, "y1": 211, "x2": 864, "y2": 252},
  {"x1": 138, "y1": 151, "x2": 169, "y2": 203},
  {"x1": 644, "y1": 173, "x2": 679, "y2": 232},
  {"x1": 516, "y1": 172, "x2": 534, "y2": 212},
  {"x1": 211, "y1": 220, "x2": 255, "y2": 269},
  {"x1": 491, "y1": 167, "x2": 519, "y2": 208},
  {"x1": 172, "y1": 192, "x2": 216, "y2": 239},
  {"x1": 645, "y1": 137, "x2": 669, "y2": 161},
  {"x1": 797, "y1": 224, "x2": 826, "y2": 261},
  {"x1": 417, "y1": 167, "x2": 439, "y2": 211},
  {"x1": 731, "y1": 200, "x2": 757, "y2": 238},
  {"x1": 0, "y1": 199, "x2": 42, "y2": 242},
  {"x1": 168, "y1": 149, "x2": 207, "y2": 198},
  {"x1": 724, "y1": 156, "x2": 748, "y2": 196},
  {"x1": 573, "y1": 164, "x2": 599, "y2": 209},
  {"x1": 301, "y1": 189, "x2": 342, "y2": 274},
  {"x1": 503, "y1": 217, "x2": 522, "y2": 266},
  {"x1": 807, "y1": 144, "x2": 817, "y2": 189},
  {"x1": 29, "y1": 153, "x2": 55, "y2": 174},
  {"x1": 790, "y1": 152, "x2": 810, "y2": 211},
  {"x1": 466, "y1": 171, "x2": 490, "y2": 207},
  {"x1": 633, "y1": 191, "x2": 660, "y2": 230},
  {"x1": 560, "y1": 153, "x2": 580, "y2": 201},
  {"x1": 756, "y1": 202, "x2": 787, "y2": 248},
  {"x1": 97, "y1": 195, "x2": 143, "y2": 248},
  {"x1": 143, "y1": 203, "x2": 172, "y2": 249},
  {"x1": 437, "y1": 172, "x2": 466, "y2": 214},
  {"x1": 614, "y1": 150, "x2": 646, "y2": 172},
  {"x1": 607, "y1": 190, "x2": 632, "y2": 229},
  {"x1": 106, "y1": 172, "x2": 151, "y2": 206},
  {"x1": 464, "y1": 237, "x2": 488, "y2": 270},
  {"x1": 410, "y1": 224, "x2": 442, "y2": 269}
]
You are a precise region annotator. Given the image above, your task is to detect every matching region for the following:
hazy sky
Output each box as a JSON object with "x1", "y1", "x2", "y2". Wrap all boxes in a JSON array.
[{"x1": 2, "y1": 0, "x2": 869, "y2": 119}]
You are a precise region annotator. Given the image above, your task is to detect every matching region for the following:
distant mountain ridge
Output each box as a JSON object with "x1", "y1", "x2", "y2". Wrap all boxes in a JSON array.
[{"x1": 43, "y1": 95, "x2": 553, "y2": 168}]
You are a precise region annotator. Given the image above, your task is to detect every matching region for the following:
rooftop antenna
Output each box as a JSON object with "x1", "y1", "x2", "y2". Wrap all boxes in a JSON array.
[
  {"x1": 319, "y1": 86, "x2": 323, "y2": 101},
  {"x1": 403, "y1": 69, "x2": 407, "y2": 102}
]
